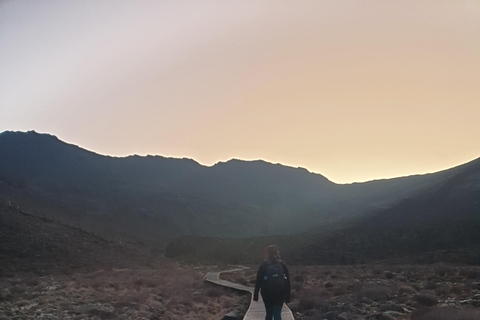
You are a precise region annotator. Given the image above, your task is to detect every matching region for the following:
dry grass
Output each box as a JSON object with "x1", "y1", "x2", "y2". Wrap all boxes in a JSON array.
[
  {"x1": 0, "y1": 265, "x2": 250, "y2": 320},
  {"x1": 220, "y1": 263, "x2": 480, "y2": 320},
  {"x1": 356, "y1": 283, "x2": 398, "y2": 302},
  {"x1": 2, "y1": 263, "x2": 478, "y2": 320},
  {"x1": 411, "y1": 306, "x2": 480, "y2": 320}
]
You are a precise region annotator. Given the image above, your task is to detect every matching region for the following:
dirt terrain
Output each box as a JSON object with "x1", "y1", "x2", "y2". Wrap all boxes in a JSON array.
[
  {"x1": 0, "y1": 202, "x2": 250, "y2": 319},
  {"x1": 0, "y1": 266, "x2": 250, "y2": 320},
  {"x1": 221, "y1": 264, "x2": 480, "y2": 320},
  {"x1": 1, "y1": 185, "x2": 479, "y2": 319},
  {"x1": 1, "y1": 259, "x2": 480, "y2": 319}
]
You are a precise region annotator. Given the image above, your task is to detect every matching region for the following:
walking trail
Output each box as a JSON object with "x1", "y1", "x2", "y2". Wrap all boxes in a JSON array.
[{"x1": 204, "y1": 267, "x2": 295, "y2": 320}]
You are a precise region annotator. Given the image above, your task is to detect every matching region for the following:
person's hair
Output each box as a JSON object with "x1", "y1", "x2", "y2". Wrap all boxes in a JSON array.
[{"x1": 265, "y1": 245, "x2": 280, "y2": 259}]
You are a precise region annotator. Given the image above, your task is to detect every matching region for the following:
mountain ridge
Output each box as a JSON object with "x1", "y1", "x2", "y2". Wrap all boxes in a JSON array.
[
  {"x1": 4, "y1": 130, "x2": 476, "y2": 184},
  {"x1": 1, "y1": 130, "x2": 478, "y2": 249}
]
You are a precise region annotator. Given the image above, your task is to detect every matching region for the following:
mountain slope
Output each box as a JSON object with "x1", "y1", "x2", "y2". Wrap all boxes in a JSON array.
[
  {"x1": 0, "y1": 131, "x2": 339, "y2": 239},
  {"x1": 1, "y1": 130, "x2": 478, "y2": 247},
  {"x1": 0, "y1": 200, "x2": 161, "y2": 276},
  {"x1": 290, "y1": 159, "x2": 480, "y2": 264}
]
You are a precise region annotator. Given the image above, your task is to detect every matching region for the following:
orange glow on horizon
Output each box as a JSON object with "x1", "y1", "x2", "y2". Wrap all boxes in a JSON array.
[{"x1": 1, "y1": 1, "x2": 479, "y2": 183}]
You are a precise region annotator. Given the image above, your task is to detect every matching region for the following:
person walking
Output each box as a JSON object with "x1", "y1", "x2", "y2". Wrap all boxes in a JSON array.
[{"x1": 253, "y1": 245, "x2": 291, "y2": 320}]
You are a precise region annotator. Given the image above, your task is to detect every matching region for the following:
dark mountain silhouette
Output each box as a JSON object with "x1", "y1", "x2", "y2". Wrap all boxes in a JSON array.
[
  {"x1": 1, "y1": 130, "x2": 479, "y2": 264},
  {"x1": 0, "y1": 130, "x2": 338, "y2": 240},
  {"x1": 166, "y1": 158, "x2": 480, "y2": 265},
  {"x1": 302, "y1": 158, "x2": 480, "y2": 264},
  {"x1": 0, "y1": 200, "x2": 161, "y2": 276}
]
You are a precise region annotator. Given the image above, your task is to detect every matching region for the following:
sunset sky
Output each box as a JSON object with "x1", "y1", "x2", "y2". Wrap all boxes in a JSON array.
[{"x1": 1, "y1": 1, "x2": 479, "y2": 183}]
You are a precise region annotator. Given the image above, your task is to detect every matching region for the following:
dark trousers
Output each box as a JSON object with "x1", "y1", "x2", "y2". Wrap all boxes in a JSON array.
[{"x1": 264, "y1": 300, "x2": 283, "y2": 320}]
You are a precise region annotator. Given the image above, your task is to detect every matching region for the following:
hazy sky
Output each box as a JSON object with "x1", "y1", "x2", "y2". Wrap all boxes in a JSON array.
[{"x1": 1, "y1": 1, "x2": 479, "y2": 183}]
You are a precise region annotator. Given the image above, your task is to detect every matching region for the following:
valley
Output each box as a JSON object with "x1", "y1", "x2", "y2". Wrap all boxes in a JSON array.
[{"x1": 1, "y1": 130, "x2": 479, "y2": 319}]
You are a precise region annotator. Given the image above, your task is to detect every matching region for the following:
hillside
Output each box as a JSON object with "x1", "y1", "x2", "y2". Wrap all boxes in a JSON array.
[
  {"x1": 1, "y1": 130, "x2": 479, "y2": 254},
  {"x1": 0, "y1": 200, "x2": 161, "y2": 276},
  {"x1": 166, "y1": 158, "x2": 480, "y2": 265}
]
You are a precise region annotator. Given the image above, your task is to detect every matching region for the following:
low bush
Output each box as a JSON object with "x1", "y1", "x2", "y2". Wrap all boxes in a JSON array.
[
  {"x1": 450, "y1": 286, "x2": 464, "y2": 295},
  {"x1": 192, "y1": 294, "x2": 208, "y2": 304},
  {"x1": 459, "y1": 268, "x2": 479, "y2": 279},
  {"x1": 206, "y1": 287, "x2": 223, "y2": 298},
  {"x1": 331, "y1": 286, "x2": 349, "y2": 296},
  {"x1": 134, "y1": 278, "x2": 146, "y2": 287},
  {"x1": 434, "y1": 264, "x2": 454, "y2": 277},
  {"x1": 292, "y1": 282, "x2": 303, "y2": 291},
  {"x1": 235, "y1": 277, "x2": 248, "y2": 286},
  {"x1": 411, "y1": 307, "x2": 480, "y2": 320},
  {"x1": 398, "y1": 285, "x2": 417, "y2": 296},
  {"x1": 356, "y1": 284, "x2": 396, "y2": 302},
  {"x1": 24, "y1": 276, "x2": 40, "y2": 287},
  {"x1": 9, "y1": 285, "x2": 27, "y2": 296},
  {"x1": 297, "y1": 288, "x2": 329, "y2": 312},
  {"x1": 465, "y1": 270, "x2": 479, "y2": 280},
  {"x1": 434, "y1": 285, "x2": 450, "y2": 297},
  {"x1": 413, "y1": 294, "x2": 438, "y2": 307},
  {"x1": 424, "y1": 281, "x2": 438, "y2": 290}
]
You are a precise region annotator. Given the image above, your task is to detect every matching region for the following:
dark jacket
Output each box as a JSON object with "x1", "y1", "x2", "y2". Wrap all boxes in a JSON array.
[{"x1": 254, "y1": 256, "x2": 291, "y2": 304}]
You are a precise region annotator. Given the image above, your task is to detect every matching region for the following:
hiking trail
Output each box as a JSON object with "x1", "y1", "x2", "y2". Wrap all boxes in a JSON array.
[{"x1": 204, "y1": 267, "x2": 295, "y2": 320}]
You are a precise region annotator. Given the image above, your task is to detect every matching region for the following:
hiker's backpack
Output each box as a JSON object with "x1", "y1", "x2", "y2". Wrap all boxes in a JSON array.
[{"x1": 264, "y1": 261, "x2": 287, "y2": 294}]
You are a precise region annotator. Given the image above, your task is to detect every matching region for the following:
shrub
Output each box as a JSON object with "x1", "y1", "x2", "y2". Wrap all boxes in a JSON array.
[
  {"x1": 424, "y1": 282, "x2": 438, "y2": 290},
  {"x1": 129, "y1": 292, "x2": 150, "y2": 304},
  {"x1": 411, "y1": 307, "x2": 480, "y2": 320},
  {"x1": 297, "y1": 288, "x2": 330, "y2": 312},
  {"x1": 89, "y1": 281, "x2": 102, "y2": 290},
  {"x1": 414, "y1": 294, "x2": 438, "y2": 307},
  {"x1": 331, "y1": 286, "x2": 349, "y2": 296},
  {"x1": 24, "y1": 276, "x2": 40, "y2": 287},
  {"x1": 192, "y1": 294, "x2": 208, "y2": 304},
  {"x1": 222, "y1": 299, "x2": 235, "y2": 308},
  {"x1": 465, "y1": 270, "x2": 479, "y2": 280},
  {"x1": 356, "y1": 284, "x2": 396, "y2": 302},
  {"x1": 113, "y1": 301, "x2": 140, "y2": 310},
  {"x1": 298, "y1": 295, "x2": 320, "y2": 311},
  {"x1": 434, "y1": 285, "x2": 450, "y2": 297},
  {"x1": 9, "y1": 285, "x2": 27, "y2": 296},
  {"x1": 459, "y1": 268, "x2": 479, "y2": 279},
  {"x1": 398, "y1": 285, "x2": 417, "y2": 296},
  {"x1": 292, "y1": 282, "x2": 303, "y2": 291},
  {"x1": 450, "y1": 286, "x2": 463, "y2": 295},
  {"x1": 88, "y1": 309, "x2": 115, "y2": 320},
  {"x1": 235, "y1": 277, "x2": 248, "y2": 286},
  {"x1": 372, "y1": 268, "x2": 383, "y2": 275},
  {"x1": 134, "y1": 278, "x2": 146, "y2": 287},
  {"x1": 434, "y1": 265, "x2": 454, "y2": 277},
  {"x1": 206, "y1": 287, "x2": 223, "y2": 298},
  {"x1": 109, "y1": 283, "x2": 120, "y2": 290}
]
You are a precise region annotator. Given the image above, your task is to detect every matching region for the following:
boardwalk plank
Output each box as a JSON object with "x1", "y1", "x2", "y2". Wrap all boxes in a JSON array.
[{"x1": 205, "y1": 268, "x2": 295, "y2": 320}]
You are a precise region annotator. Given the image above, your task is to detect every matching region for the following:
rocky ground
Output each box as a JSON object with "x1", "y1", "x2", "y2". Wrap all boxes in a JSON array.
[
  {"x1": 0, "y1": 265, "x2": 250, "y2": 320},
  {"x1": 2, "y1": 201, "x2": 479, "y2": 319},
  {"x1": 1, "y1": 263, "x2": 479, "y2": 320},
  {"x1": 221, "y1": 263, "x2": 480, "y2": 320},
  {"x1": 0, "y1": 198, "x2": 252, "y2": 319}
]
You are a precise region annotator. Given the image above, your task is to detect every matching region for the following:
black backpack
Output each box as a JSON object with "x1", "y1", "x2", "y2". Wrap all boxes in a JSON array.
[{"x1": 265, "y1": 261, "x2": 287, "y2": 294}]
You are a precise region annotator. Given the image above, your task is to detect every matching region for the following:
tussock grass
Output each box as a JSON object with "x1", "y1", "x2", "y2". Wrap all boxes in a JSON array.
[
  {"x1": 411, "y1": 307, "x2": 480, "y2": 320},
  {"x1": 0, "y1": 266, "x2": 249, "y2": 319}
]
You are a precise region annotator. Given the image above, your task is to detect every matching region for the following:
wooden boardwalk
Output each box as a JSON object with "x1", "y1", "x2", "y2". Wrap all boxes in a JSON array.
[{"x1": 205, "y1": 267, "x2": 295, "y2": 320}]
